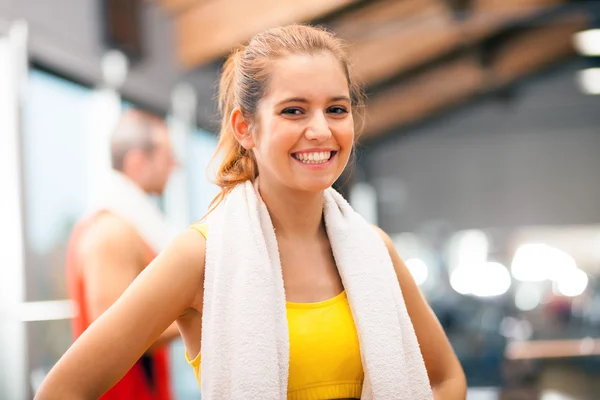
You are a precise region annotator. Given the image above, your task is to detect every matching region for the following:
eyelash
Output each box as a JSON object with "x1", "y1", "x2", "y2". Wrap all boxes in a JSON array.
[{"x1": 281, "y1": 106, "x2": 349, "y2": 115}]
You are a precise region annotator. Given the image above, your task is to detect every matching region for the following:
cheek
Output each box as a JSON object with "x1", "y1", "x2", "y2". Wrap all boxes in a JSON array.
[
  {"x1": 258, "y1": 119, "x2": 298, "y2": 157},
  {"x1": 335, "y1": 120, "x2": 355, "y2": 149}
]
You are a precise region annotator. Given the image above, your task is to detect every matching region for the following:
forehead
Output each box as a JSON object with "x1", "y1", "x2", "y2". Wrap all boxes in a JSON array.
[{"x1": 263, "y1": 52, "x2": 349, "y2": 103}]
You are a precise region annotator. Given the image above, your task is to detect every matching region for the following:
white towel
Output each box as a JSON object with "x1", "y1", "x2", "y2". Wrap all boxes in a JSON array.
[
  {"x1": 86, "y1": 170, "x2": 173, "y2": 254},
  {"x1": 201, "y1": 180, "x2": 433, "y2": 399}
]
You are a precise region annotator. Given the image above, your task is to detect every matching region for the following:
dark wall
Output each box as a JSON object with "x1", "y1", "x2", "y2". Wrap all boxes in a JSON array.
[{"x1": 364, "y1": 60, "x2": 600, "y2": 234}]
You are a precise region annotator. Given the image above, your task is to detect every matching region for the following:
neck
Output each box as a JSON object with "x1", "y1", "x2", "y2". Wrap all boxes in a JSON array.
[{"x1": 258, "y1": 179, "x2": 325, "y2": 239}]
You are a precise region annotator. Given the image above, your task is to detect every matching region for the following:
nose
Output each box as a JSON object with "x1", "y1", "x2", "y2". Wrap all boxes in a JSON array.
[{"x1": 304, "y1": 112, "x2": 332, "y2": 142}]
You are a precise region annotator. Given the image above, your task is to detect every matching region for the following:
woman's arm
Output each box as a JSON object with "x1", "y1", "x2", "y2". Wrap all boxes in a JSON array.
[
  {"x1": 35, "y1": 229, "x2": 206, "y2": 400},
  {"x1": 374, "y1": 226, "x2": 467, "y2": 400}
]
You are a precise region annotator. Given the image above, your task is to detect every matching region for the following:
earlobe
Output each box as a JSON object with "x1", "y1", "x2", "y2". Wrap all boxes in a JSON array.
[{"x1": 231, "y1": 108, "x2": 255, "y2": 150}]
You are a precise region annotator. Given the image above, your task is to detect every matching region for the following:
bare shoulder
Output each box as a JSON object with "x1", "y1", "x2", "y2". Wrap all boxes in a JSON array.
[
  {"x1": 159, "y1": 227, "x2": 207, "y2": 273},
  {"x1": 145, "y1": 226, "x2": 208, "y2": 288},
  {"x1": 154, "y1": 227, "x2": 207, "y2": 311},
  {"x1": 78, "y1": 212, "x2": 141, "y2": 258}
]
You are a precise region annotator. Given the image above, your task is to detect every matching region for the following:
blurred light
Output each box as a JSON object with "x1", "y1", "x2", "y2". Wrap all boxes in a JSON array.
[
  {"x1": 512, "y1": 243, "x2": 588, "y2": 297},
  {"x1": 541, "y1": 390, "x2": 576, "y2": 400},
  {"x1": 511, "y1": 243, "x2": 576, "y2": 282},
  {"x1": 573, "y1": 29, "x2": 600, "y2": 56},
  {"x1": 457, "y1": 230, "x2": 489, "y2": 266},
  {"x1": 555, "y1": 268, "x2": 589, "y2": 297},
  {"x1": 499, "y1": 316, "x2": 519, "y2": 338},
  {"x1": 576, "y1": 68, "x2": 600, "y2": 95},
  {"x1": 580, "y1": 337, "x2": 595, "y2": 355},
  {"x1": 450, "y1": 261, "x2": 511, "y2": 297},
  {"x1": 515, "y1": 283, "x2": 542, "y2": 311},
  {"x1": 349, "y1": 182, "x2": 378, "y2": 225},
  {"x1": 514, "y1": 320, "x2": 533, "y2": 341},
  {"x1": 450, "y1": 265, "x2": 472, "y2": 295},
  {"x1": 101, "y1": 50, "x2": 128, "y2": 89},
  {"x1": 446, "y1": 229, "x2": 490, "y2": 285},
  {"x1": 392, "y1": 232, "x2": 421, "y2": 255},
  {"x1": 499, "y1": 317, "x2": 532, "y2": 341},
  {"x1": 405, "y1": 258, "x2": 429, "y2": 286},
  {"x1": 511, "y1": 243, "x2": 549, "y2": 281},
  {"x1": 473, "y1": 262, "x2": 512, "y2": 297},
  {"x1": 448, "y1": 230, "x2": 504, "y2": 296},
  {"x1": 393, "y1": 234, "x2": 436, "y2": 289}
]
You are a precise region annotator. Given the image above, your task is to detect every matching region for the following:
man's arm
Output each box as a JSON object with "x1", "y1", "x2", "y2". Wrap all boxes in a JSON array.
[
  {"x1": 35, "y1": 228, "x2": 206, "y2": 400},
  {"x1": 79, "y1": 213, "x2": 180, "y2": 347}
]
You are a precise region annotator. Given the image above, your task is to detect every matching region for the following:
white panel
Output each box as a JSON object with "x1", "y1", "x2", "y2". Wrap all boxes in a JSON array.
[
  {"x1": 0, "y1": 21, "x2": 28, "y2": 400},
  {"x1": 163, "y1": 84, "x2": 197, "y2": 233},
  {"x1": 84, "y1": 87, "x2": 121, "y2": 210}
]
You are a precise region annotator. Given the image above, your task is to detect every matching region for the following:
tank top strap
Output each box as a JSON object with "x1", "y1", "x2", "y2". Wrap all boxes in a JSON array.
[{"x1": 190, "y1": 222, "x2": 208, "y2": 239}]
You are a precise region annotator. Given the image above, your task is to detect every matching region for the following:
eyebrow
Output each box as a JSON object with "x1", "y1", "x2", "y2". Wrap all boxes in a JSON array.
[{"x1": 276, "y1": 96, "x2": 351, "y2": 106}]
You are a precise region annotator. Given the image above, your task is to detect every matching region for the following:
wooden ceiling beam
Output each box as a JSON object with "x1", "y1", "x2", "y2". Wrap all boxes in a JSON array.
[
  {"x1": 155, "y1": 0, "x2": 198, "y2": 15},
  {"x1": 491, "y1": 14, "x2": 585, "y2": 84},
  {"x1": 362, "y1": 56, "x2": 485, "y2": 138},
  {"x1": 334, "y1": 0, "x2": 564, "y2": 87},
  {"x1": 361, "y1": 12, "x2": 587, "y2": 141},
  {"x1": 175, "y1": 0, "x2": 359, "y2": 68},
  {"x1": 464, "y1": 0, "x2": 564, "y2": 37},
  {"x1": 334, "y1": 0, "x2": 459, "y2": 86}
]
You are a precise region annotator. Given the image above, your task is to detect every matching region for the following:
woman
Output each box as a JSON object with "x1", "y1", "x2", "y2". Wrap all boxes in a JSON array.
[{"x1": 36, "y1": 25, "x2": 466, "y2": 400}]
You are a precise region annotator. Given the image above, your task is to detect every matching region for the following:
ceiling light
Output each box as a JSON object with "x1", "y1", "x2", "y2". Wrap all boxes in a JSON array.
[{"x1": 573, "y1": 29, "x2": 600, "y2": 56}]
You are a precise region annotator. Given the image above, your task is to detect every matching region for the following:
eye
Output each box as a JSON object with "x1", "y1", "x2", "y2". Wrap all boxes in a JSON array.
[
  {"x1": 327, "y1": 106, "x2": 349, "y2": 115},
  {"x1": 281, "y1": 107, "x2": 304, "y2": 115}
]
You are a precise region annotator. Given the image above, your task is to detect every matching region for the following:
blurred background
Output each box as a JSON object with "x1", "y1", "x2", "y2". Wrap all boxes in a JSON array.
[{"x1": 1, "y1": 0, "x2": 600, "y2": 399}]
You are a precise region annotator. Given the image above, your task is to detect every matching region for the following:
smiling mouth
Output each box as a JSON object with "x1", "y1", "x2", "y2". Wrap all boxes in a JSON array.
[{"x1": 291, "y1": 151, "x2": 337, "y2": 165}]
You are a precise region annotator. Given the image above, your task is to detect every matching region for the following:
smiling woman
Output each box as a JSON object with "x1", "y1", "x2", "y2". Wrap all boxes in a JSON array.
[
  {"x1": 35, "y1": 25, "x2": 466, "y2": 400},
  {"x1": 209, "y1": 26, "x2": 365, "y2": 212},
  {"x1": 230, "y1": 51, "x2": 356, "y2": 195}
]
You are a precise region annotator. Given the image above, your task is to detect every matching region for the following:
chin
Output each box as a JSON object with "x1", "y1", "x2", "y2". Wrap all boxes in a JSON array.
[
  {"x1": 293, "y1": 175, "x2": 339, "y2": 193},
  {"x1": 285, "y1": 158, "x2": 347, "y2": 193},
  {"x1": 152, "y1": 186, "x2": 166, "y2": 196}
]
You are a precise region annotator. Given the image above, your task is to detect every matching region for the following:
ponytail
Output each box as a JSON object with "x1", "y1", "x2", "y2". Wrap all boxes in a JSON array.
[{"x1": 204, "y1": 46, "x2": 258, "y2": 218}]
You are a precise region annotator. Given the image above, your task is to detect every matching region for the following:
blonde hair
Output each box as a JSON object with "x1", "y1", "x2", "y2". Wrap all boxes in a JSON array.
[{"x1": 207, "y1": 24, "x2": 364, "y2": 214}]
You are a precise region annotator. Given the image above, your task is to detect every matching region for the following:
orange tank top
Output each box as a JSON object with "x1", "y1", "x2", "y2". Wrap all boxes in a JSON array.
[{"x1": 65, "y1": 213, "x2": 172, "y2": 400}]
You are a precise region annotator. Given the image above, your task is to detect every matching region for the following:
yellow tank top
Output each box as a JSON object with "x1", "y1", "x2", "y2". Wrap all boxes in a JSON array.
[{"x1": 187, "y1": 223, "x2": 364, "y2": 399}]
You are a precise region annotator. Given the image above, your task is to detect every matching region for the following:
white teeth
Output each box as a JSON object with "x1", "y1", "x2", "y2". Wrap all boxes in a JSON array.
[{"x1": 293, "y1": 151, "x2": 332, "y2": 164}]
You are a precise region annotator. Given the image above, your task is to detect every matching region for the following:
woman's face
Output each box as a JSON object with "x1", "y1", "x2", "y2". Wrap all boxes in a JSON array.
[{"x1": 250, "y1": 52, "x2": 354, "y2": 194}]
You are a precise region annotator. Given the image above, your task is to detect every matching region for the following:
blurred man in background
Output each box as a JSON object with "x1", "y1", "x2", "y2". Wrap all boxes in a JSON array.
[{"x1": 65, "y1": 109, "x2": 180, "y2": 400}]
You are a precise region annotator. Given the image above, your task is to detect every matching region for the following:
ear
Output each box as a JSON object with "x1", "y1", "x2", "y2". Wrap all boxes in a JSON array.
[
  {"x1": 122, "y1": 148, "x2": 147, "y2": 175},
  {"x1": 231, "y1": 108, "x2": 255, "y2": 150}
]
